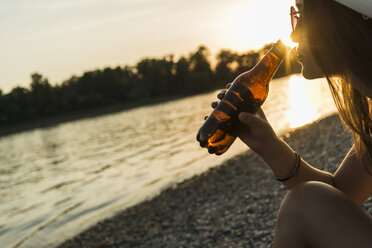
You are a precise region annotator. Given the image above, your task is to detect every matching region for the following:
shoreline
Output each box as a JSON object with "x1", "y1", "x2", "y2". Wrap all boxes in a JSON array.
[
  {"x1": 0, "y1": 95, "x2": 184, "y2": 138},
  {"x1": 58, "y1": 114, "x2": 372, "y2": 247}
]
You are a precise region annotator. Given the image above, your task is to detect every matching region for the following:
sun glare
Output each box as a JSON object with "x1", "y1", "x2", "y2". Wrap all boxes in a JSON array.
[
  {"x1": 285, "y1": 75, "x2": 317, "y2": 128},
  {"x1": 216, "y1": 0, "x2": 297, "y2": 51},
  {"x1": 281, "y1": 36, "x2": 297, "y2": 48}
]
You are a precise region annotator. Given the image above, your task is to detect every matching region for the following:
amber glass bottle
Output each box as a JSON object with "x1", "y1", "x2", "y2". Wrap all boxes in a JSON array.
[{"x1": 196, "y1": 40, "x2": 288, "y2": 155}]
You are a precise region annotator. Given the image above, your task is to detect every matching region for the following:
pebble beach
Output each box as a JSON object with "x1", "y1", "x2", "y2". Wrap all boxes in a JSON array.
[{"x1": 58, "y1": 114, "x2": 372, "y2": 248}]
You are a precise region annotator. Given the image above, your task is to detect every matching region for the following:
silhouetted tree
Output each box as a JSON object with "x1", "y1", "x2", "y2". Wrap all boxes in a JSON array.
[
  {"x1": 185, "y1": 45, "x2": 213, "y2": 93},
  {"x1": 0, "y1": 43, "x2": 301, "y2": 127},
  {"x1": 234, "y1": 51, "x2": 260, "y2": 75},
  {"x1": 174, "y1": 57, "x2": 190, "y2": 95},
  {"x1": 136, "y1": 55, "x2": 175, "y2": 98},
  {"x1": 30, "y1": 73, "x2": 55, "y2": 116},
  {"x1": 6, "y1": 87, "x2": 31, "y2": 122},
  {"x1": 215, "y1": 49, "x2": 237, "y2": 87}
]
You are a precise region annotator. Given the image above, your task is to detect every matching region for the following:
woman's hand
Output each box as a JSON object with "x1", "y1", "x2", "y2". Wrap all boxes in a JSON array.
[{"x1": 206, "y1": 83, "x2": 279, "y2": 154}]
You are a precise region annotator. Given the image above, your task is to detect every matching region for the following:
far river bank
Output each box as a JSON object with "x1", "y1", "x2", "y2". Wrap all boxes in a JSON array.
[{"x1": 0, "y1": 95, "x2": 182, "y2": 137}]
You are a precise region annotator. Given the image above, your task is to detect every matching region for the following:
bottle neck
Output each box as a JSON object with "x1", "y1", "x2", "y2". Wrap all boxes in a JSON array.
[
  {"x1": 270, "y1": 40, "x2": 288, "y2": 59},
  {"x1": 250, "y1": 41, "x2": 287, "y2": 86}
]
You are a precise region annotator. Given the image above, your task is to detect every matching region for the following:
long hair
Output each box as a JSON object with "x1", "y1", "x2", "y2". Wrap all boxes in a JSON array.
[{"x1": 303, "y1": 0, "x2": 372, "y2": 172}]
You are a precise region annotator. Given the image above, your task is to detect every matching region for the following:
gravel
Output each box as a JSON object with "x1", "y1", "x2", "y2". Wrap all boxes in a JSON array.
[{"x1": 58, "y1": 114, "x2": 372, "y2": 248}]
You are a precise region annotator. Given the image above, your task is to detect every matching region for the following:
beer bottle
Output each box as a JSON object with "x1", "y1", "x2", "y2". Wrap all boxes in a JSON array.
[{"x1": 196, "y1": 40, "x2": 288, "y2": 155}]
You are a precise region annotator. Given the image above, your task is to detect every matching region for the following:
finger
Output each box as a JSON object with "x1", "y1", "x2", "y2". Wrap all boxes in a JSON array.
[
  {"x1": 255, "y1": 107, "x2": 268, "y2": 122},
  {"x1": 238, "y1": 112, "x2": 267, "y2": 128},
  {"x1": 226, "y1": 82, "x2": 232, "y2": 89},
  {"x1": 211, "y1": 101, "x2": 218, "y2": 108},
  {"x1": 217, "y1": 90, "x2": 226, "y2": 100},
  {"x1": 204, "y1": 115, "x2": 208, "y2": 120}
]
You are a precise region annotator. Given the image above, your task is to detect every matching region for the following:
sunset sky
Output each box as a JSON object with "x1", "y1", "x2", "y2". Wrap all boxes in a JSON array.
[{"x1": 1, "y1": 0, "x2": 294, "y2": 93}]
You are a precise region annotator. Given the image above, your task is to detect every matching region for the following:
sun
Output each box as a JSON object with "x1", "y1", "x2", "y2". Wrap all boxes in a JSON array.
[{"x1": 213, "y1": 0, "x2": 297, "y2": 51}]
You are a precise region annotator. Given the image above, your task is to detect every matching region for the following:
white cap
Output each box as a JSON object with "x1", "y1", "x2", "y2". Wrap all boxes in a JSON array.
[{"x1": 334, "y1": 0, "x2": 372, "y2": 18}]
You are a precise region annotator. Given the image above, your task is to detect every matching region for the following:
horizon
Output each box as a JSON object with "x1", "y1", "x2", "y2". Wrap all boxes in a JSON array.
[{"x1": 1, "y1": 0, "x2": 294, "y2": 93}]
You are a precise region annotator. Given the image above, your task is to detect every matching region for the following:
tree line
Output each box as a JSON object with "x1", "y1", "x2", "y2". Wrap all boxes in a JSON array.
[{"x1": 0, "y1": 43, "x2": 300, "y2": 126}]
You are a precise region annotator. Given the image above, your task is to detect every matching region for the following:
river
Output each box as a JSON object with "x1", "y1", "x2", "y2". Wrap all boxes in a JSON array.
[{"x1": 0, "y1": 74, "x2": 337, "y2": 248}]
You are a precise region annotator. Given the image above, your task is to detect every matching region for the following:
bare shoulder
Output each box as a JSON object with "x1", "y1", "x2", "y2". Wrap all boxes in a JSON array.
[{"x1": 333, "y1": 145, "x2": 372, "y2": 206}]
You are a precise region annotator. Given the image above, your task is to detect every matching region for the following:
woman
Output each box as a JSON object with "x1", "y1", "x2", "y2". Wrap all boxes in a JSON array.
[{"x1": 210, "y1": 0, "x2": 372, "y2": 247}]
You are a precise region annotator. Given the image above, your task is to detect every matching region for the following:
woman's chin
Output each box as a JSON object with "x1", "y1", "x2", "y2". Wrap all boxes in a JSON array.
[
  {"x1": 301, "y1": 71, "x2": 320, "y2": 80},
  {"x1": 300, "y1": 64, "x2": 324, "y2": 80}
]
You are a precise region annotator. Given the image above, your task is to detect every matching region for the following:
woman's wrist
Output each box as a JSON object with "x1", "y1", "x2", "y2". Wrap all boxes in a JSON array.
[{"x1": 274, "y1": 152, "x2": 301, "y2": 181}]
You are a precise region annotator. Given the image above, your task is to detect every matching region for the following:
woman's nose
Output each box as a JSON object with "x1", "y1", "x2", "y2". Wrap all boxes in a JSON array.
[
  {"x1": 290, "y1": 23, "x2": 304, "y2": 43},
  {"x1": 290, "y1": 29, "x2": 301, "y2": 43}
]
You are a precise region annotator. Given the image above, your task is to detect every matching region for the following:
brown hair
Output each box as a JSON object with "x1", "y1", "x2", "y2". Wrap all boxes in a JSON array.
[{"x1": 303, "y1": 0, "x2": 372, "y2": 172}]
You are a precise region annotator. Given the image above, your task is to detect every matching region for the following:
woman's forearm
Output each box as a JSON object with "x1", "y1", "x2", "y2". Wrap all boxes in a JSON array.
[{"x1": 256, "y1": 136, "x2": 335, "y2": 190}]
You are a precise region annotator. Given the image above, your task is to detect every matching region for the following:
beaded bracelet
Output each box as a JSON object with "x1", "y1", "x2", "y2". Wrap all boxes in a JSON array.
[{"x1": 275, "y1": 152, "x2": 301, "y2": 182}]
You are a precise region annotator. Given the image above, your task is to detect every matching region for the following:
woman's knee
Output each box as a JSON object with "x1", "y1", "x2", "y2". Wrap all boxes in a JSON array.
[
  {"x1": 273, "y1": 182, "x2": 331, "y2": 246},
  {"x1": 277, "y1": 181, "x2": 344, "y2": 221}
]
